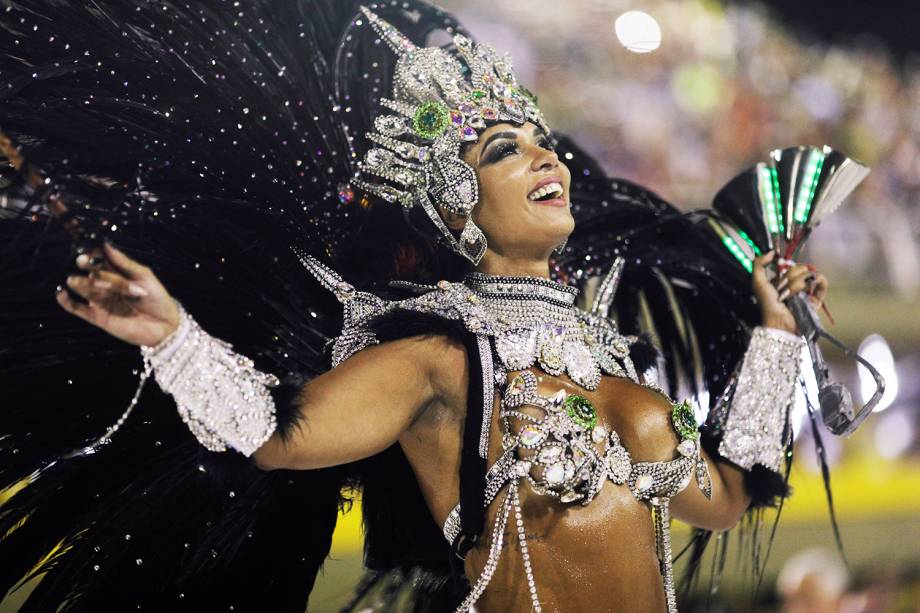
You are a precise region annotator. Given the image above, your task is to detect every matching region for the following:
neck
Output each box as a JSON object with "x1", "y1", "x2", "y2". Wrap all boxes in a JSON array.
[{"x1": 474, "y1": 250, "x2": 551, "y2": 279}]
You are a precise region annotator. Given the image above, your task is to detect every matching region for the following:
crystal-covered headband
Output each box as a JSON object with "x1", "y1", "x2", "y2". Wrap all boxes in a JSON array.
[{"x1": 354, "y1": 6, "x2": 549, "y2": 264}]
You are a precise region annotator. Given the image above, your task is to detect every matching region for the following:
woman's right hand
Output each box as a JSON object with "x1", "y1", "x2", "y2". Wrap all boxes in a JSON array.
[{"x1": 56, "y1": 242, "x2": 181, "y2": 347}]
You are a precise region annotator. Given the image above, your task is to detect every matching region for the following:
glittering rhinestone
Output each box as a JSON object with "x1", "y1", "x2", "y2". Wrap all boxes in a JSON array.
[
  {"x1": 564, "y1": 461, "x2": 576, "y2": 481},
  {"x1": 337, "y1": 185, "x2": 355, "y2": 204},
  {"x1": 470, "y1": 89, "x2": 487, "y2": 100},
  {"x1": 495, "y1": 328, "x2": 538, "y2": 370},
  {"x1": 592, "y1": 425, "x2": 608, "y2": 443},
  {"x1": 375, "y1": 114, "x2": 407, "y2": 136},
  {"x1": 540, "y1": 342, "x2": 565, "y2": 373},
  {"x1": 560, "y1": 490, "x2": 582, "y2": 503},
  {"x1": 564, "y1": 341, "x2": 600, "y2": 389},
  {"x1": 480, "y1": 107, "x2": 498, "y2": 120},
  {"x1": 635, "y1": 474, "x2": 654, "y2": 492},
  {"x1": 677, "y1": 439, "x2": 697, "y2": 457},
  {"x1": 538, "y1": 445, "x2": 563, "y2": 463},
  {"x1": 506, "y1": 374, "x2": 526, "y2": 396},
  {"x1": 547, "y1": 390, "x2": 566, "y2": 412},
  {"x1": 437, "y1": 280, "x2": 451, "y2": 290},
  {"x1": 672, "y1": 400, "x2": 699, "y2": 440},
  {"x1": 519, "y1": 425, "x2": 546, "y2": 448},
  {"x1": 545, "y1": 462, "x2": 565, "y2": 485},
  {"x1": 514, "y1": 461, "x2": 532, "y2": 477},
  {"x1": 460, "y1": 126, "x2": 477, "y2": 141},
  {"x1": 607, "y1": 452, "x2": 631, "y2": 484},
  {"x1": 565, "y1": 394, "x2": 597, "y2": 430},
  {"x1": 450, "y1": 110, "x2": 464, "y2": 125},
  {"x1": 412, "y1": 101, "x2": 450, "y2": 139},
  {"x1": 365, "y1": 148, "x2": 394, "y2": 169}
]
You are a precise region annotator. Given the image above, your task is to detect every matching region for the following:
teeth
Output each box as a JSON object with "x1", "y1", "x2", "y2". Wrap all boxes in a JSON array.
[{"x1": 528, "y1": 181, "x2": 564, "y2": 201}]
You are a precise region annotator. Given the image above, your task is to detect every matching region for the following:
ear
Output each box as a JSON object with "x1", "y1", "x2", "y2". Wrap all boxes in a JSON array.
[{"x1": 437, "y1": 205, "x2": 467, "y2": 231}]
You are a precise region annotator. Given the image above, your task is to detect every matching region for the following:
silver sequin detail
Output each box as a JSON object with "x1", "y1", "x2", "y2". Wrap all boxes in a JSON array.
[
  {"x1": 142, "y1": 306, "x2": 278, "y2": 457},
  {"x1": 718, "y1": 327, "x2": 803, "y2": 472}
]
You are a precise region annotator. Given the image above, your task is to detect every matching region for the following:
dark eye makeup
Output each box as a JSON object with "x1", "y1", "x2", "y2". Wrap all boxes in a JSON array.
[{"x1": 481, "y1": 135, "x2": 556, "y2": 166}]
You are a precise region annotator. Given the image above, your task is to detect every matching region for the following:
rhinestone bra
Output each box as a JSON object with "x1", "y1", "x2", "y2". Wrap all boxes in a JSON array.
[{"x1": 299, "y1": 255, "x2": 709, "y2": 613}]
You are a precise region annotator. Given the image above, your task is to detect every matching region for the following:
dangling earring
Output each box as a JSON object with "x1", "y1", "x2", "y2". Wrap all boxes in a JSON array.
[
  {"x1": 553, "y1": 238, "x2": 568, "y2": 256},
  {"x1": 459, "y1": 220, "x2": 488, "y2": 265}
]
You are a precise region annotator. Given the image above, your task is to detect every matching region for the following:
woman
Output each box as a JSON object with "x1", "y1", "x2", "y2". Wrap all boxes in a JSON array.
[{"x1": 1, "y1": 2, "x2": 826, "y2": 611}]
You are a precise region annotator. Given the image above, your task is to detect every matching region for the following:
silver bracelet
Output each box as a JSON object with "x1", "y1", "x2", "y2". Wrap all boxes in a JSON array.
[
  {"x1": 141, "y1": 305, "x2": 279, "y2": 456},
  {"x1": 718, "y1": 326, "x2": 804, "y2": 473}
]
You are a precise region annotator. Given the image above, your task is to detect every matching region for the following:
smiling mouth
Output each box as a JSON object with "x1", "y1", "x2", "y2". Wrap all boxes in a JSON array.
[{"x1": 528, "y1": 181, "x2": 564, "y2": 202}]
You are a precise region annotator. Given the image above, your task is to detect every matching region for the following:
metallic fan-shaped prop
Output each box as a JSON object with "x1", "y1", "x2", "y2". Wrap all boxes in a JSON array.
[{"x1": 704, "y1": 145, "x2": 884, "y2": 436}]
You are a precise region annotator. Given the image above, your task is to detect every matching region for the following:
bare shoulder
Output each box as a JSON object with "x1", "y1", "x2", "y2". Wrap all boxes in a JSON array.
[
  {"x1": 599, "y1": 377, "x2": 679, "y2": 463},
  {"x1": 333, "y1": 332, "x2": 468, "y2": 402}
]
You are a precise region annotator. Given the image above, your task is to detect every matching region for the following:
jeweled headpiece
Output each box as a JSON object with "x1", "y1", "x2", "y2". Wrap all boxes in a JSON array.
[{"x1": 355, "y1": 7, "x2": 549, "y2": 264}]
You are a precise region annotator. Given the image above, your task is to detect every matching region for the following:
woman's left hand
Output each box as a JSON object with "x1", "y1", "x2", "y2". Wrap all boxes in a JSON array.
[{"x1": 751, "y1": 250, "x2": 829, "y2": 335}]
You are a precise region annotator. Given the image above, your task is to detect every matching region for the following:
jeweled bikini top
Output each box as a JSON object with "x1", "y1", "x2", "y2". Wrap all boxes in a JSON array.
[{"x1": 301, "y1": 255, "x2": 712, "y2": 613}]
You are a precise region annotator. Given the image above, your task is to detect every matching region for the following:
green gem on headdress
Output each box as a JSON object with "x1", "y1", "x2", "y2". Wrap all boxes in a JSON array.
[
  {"x1": 516, "y1": 85, "x2": 538, "y2": 105},
  {"x1": 565, "y1": 394, "x2": 597, "y2": 430},
  {"x1": 412, "y1": 101, "x2": 450, "y2": 140},
  {"x1": 671, "y1": 400, "x2": 699, "y2": 440}
]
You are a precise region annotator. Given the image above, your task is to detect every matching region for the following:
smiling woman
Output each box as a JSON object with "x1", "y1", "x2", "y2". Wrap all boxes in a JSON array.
[
  {"x1": 458, "y1": 122, "x2": 575, "y2": 274},
  {"x1": 0, "y1": 2, "x2": 834, "y2": 612}
]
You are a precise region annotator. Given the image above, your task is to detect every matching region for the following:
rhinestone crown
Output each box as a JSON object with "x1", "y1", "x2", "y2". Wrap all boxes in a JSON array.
[{"x1": 355, "y1": 7, "x2": 549, "y2": 264}]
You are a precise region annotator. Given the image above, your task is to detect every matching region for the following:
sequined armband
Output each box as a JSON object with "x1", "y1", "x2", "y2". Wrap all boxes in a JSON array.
[
  {"x1": 718, "y1": 326, "x2": 804, "y2": 473},
  {"x1": 141, "y1": 305, "x2": 279, "y2": 457}
]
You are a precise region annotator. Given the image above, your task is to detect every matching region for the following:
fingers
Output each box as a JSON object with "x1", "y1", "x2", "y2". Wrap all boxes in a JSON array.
[
  {"x1": 56, "y1": 287, "x2": 103, "y2": 325},
  {"x1": 91, "y1": 268, "x2": 150, "y2": 297},
  {"x1": 808, "y1": 273, "x2": 829, "y2": 305},
  {"x1": 102, "y1": 242, "x2": 152, "y2": 281},
  {"x1": 753, "y1": 250, "x2": 776, "y2": 268},
  {"x1": 776, "y1": 264, "x2": 828, "y2": 302},
  {"x1": 65, "y1": 272, "x2": 148, "y2": 303},
  {"x1": 751, "y1": 250, "x2": 774, "y2": 279}
]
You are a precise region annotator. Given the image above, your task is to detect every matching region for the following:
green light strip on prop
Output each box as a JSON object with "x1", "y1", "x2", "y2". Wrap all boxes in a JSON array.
[
  {"x1": 758, "y1": 166, "x2": 780, "y2": 234},
  {"x1": 738, "y1": 230, "x2": 762, "y2": 256},
  {"x1": 770, "y1": 166, "x2": 784, "y2": 234},
  {"x1": 794, "y1": 151, "x2": 826, "y2": 224},
  {"x1": 721, "y1": 236, "x2": 753, "y2": 273}
]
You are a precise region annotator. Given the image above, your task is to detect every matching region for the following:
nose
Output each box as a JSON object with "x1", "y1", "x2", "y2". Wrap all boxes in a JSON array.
[{"x1": 530, "y1": 144, "x2": 559, "y2": 172}]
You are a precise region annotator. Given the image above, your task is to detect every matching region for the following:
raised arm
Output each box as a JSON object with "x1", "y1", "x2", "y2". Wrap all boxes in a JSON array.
[
  {"x1": 670, "y1": 251, "x2": 828, "y2": 531},
  {"x1": 58, "y1": 243, "x2": 458, "y2": 471}
]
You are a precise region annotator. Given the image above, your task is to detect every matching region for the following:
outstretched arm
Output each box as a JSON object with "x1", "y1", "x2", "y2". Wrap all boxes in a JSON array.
[
  {"x1": 59, "y1": 243, "x2": 454, "y2": 469},
  {"x1": 252, "y1": 335, "x2": 451, "y2": 471}
]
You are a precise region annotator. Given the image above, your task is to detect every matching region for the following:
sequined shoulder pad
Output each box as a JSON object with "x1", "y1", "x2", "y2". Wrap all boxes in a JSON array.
[{"x1": 299, "y1": 255, "x2": 494, "y2": 366}]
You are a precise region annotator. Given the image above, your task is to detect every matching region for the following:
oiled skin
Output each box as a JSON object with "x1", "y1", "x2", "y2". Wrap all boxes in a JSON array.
[
  {"x1": 399, "y1": 342, "x2": 731, "y2": 613},
  {"x1": 255, "y1": 333, "x2": 748, "y2": 612}
]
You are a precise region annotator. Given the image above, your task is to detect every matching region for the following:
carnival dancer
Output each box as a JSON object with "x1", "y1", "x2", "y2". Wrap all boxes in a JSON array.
[{"x1": 0, "y1": 2, "x2": 830, "y2": 611}]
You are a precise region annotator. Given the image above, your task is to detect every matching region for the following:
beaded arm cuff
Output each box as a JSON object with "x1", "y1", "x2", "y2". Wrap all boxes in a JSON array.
[
  {"x1": 141, "y1": 305, "x2": 279, "y2": 457},
  {"x1": 718, "y1": 327, "x2": 804, "y2": 473}
]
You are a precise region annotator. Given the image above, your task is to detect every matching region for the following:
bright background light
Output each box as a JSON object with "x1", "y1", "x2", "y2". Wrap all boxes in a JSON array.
[
  {"x1": 858, "y1": 334, "x2": 898, "y2": 412},
  {"x1": 615, "y1": 11, "x2": 662, "y2": 54}
]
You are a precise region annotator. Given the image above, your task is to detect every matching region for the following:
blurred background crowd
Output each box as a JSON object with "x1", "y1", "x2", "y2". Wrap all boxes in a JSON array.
[{"x1": 307, "y1": 0, "x2": 920, "y2": 611}]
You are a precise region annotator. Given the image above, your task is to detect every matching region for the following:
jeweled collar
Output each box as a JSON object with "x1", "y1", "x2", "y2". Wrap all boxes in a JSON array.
[
  {"x1": 465, "y1": 272, "x2": 578, "y2": 308},
  {"x1": 462, "y1": 272, "x2": 638, "y2": 391}
]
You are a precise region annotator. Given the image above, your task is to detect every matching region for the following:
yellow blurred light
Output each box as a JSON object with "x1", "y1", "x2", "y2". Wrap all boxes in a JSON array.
[{"x1": 614, "y1": 11, "x2": 662, "y2": 54}]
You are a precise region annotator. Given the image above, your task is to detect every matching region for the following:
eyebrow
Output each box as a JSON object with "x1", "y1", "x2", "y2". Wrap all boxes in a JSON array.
[{"x1": 478, "y1": 125, "x2": 547, "y2": 162}]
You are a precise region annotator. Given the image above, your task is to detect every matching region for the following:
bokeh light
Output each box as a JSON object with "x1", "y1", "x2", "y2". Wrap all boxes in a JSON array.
[
  {"x1": 615, "y1": 11, "x2": 662, "y2": 53},
  {"x1": 858, "y1": 334, "x2": 898, "y2": 412}
]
